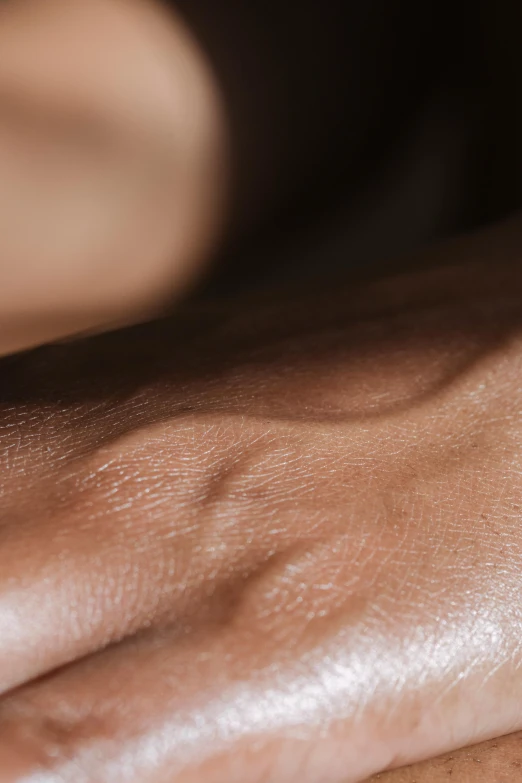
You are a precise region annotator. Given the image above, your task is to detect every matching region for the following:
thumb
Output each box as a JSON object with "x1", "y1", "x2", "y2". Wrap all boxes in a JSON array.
[{"x1": 0, "y1": 0, "x2": 228, "y2": 356}]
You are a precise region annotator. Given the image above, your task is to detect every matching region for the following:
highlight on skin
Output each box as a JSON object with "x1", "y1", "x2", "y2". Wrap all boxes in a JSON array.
[{"x1": 0, "y1": 220, "x2": 521, "y2": 780}]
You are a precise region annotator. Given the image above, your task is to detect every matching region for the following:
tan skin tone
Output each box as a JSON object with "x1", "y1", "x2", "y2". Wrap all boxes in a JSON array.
[
  {"x1": 0, "y1": 0, "x2": 227, "y2": 356},
  {"x1": 0, "y1": 1, "x2": 522, "y2": 780},
  {"x1": 373, "y1": 733, "x2": 522, "y2": 782},
  {"x1": 1, "y1": 220, "x2": 522, "y2": 780}
]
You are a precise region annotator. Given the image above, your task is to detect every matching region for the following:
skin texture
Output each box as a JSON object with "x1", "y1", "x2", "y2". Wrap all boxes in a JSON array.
[
  {"x1": 0, "y1": 0, "x2": 228, "y2": 356},
  {"x1": 371, "y1": 732, "x2": 522, "y2": 782},
  {"x1": 1, "y1": 221, "x2": 522, "y2": 781},
  {"x1": 0, "y1": 3, "x2": 517, "y2": 779}
]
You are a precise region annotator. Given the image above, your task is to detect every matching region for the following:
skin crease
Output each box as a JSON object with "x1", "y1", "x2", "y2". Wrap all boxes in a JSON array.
[
  {"x1": 0, "y1": 1, "x2": 519, "y2": 779},
  {"x1": 0, "y1": 0, "x2": 228, "y2": 356},
  {"x1": 1, "y1": 221, "x2": 522, "y2": 781}
]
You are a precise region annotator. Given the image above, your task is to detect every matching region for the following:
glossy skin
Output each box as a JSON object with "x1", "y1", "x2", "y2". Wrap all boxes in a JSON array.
[
  {"x1": 0, "y1": 2, "x2": 520, "y2": 779},
  {"x1": 1, "y1": 220, "x2": 522, "y2": 781}
]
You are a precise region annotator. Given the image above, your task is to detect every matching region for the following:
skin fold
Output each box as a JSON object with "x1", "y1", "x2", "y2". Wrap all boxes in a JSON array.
[
  {"x1": 1, "y1": 221, "x2": 522, "y2": 781},
  {"x1": 0, "y1": 3, "x2": 519, "y2": 780}
]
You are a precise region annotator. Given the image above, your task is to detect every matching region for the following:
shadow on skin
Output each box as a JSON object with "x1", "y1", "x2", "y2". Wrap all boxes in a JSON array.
[
  {"x1": 1, "y1": 256, "x2": 522, "y2": 781},
  {"x1": 2, "y1": 258, "x2": 522, "y2": 424}
]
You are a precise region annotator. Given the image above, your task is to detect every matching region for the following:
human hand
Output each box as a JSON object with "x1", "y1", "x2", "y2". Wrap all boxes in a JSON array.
[{"x1": 1, "y1": 243, "x2": 522, "y2": 781}]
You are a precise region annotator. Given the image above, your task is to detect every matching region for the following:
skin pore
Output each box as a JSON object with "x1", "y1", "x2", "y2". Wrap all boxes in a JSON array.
[
  {"x1": 0, "y1": 1, "x2": 521, "y2": 780},
  {"x1": 1, "y1": 220, "x2": 522, "y2": 781}
]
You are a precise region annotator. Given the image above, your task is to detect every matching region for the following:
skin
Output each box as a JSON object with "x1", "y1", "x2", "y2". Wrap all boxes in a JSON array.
[
  {"x1": 0, "y1": 0, "x2": 228, "y2": 356},
  {"x1": 372, "y1": 732, "x2": 522, "y2": 782},
  {"x1": 1, "y1": 220, "x2": 522, "y2": 781},
  {"x1": 0, "y1": 2, "x2": 520, "y2": 779}
]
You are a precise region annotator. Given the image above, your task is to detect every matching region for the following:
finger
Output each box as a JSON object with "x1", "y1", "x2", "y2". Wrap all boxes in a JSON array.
[{"x1": 0, "y1": 0, "x2": 228, "y2": 356}]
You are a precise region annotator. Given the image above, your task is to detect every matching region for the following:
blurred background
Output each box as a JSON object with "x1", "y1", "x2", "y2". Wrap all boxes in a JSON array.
[{"x1": 179, "y1": 0, "x2": 521, "y2": 295}]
